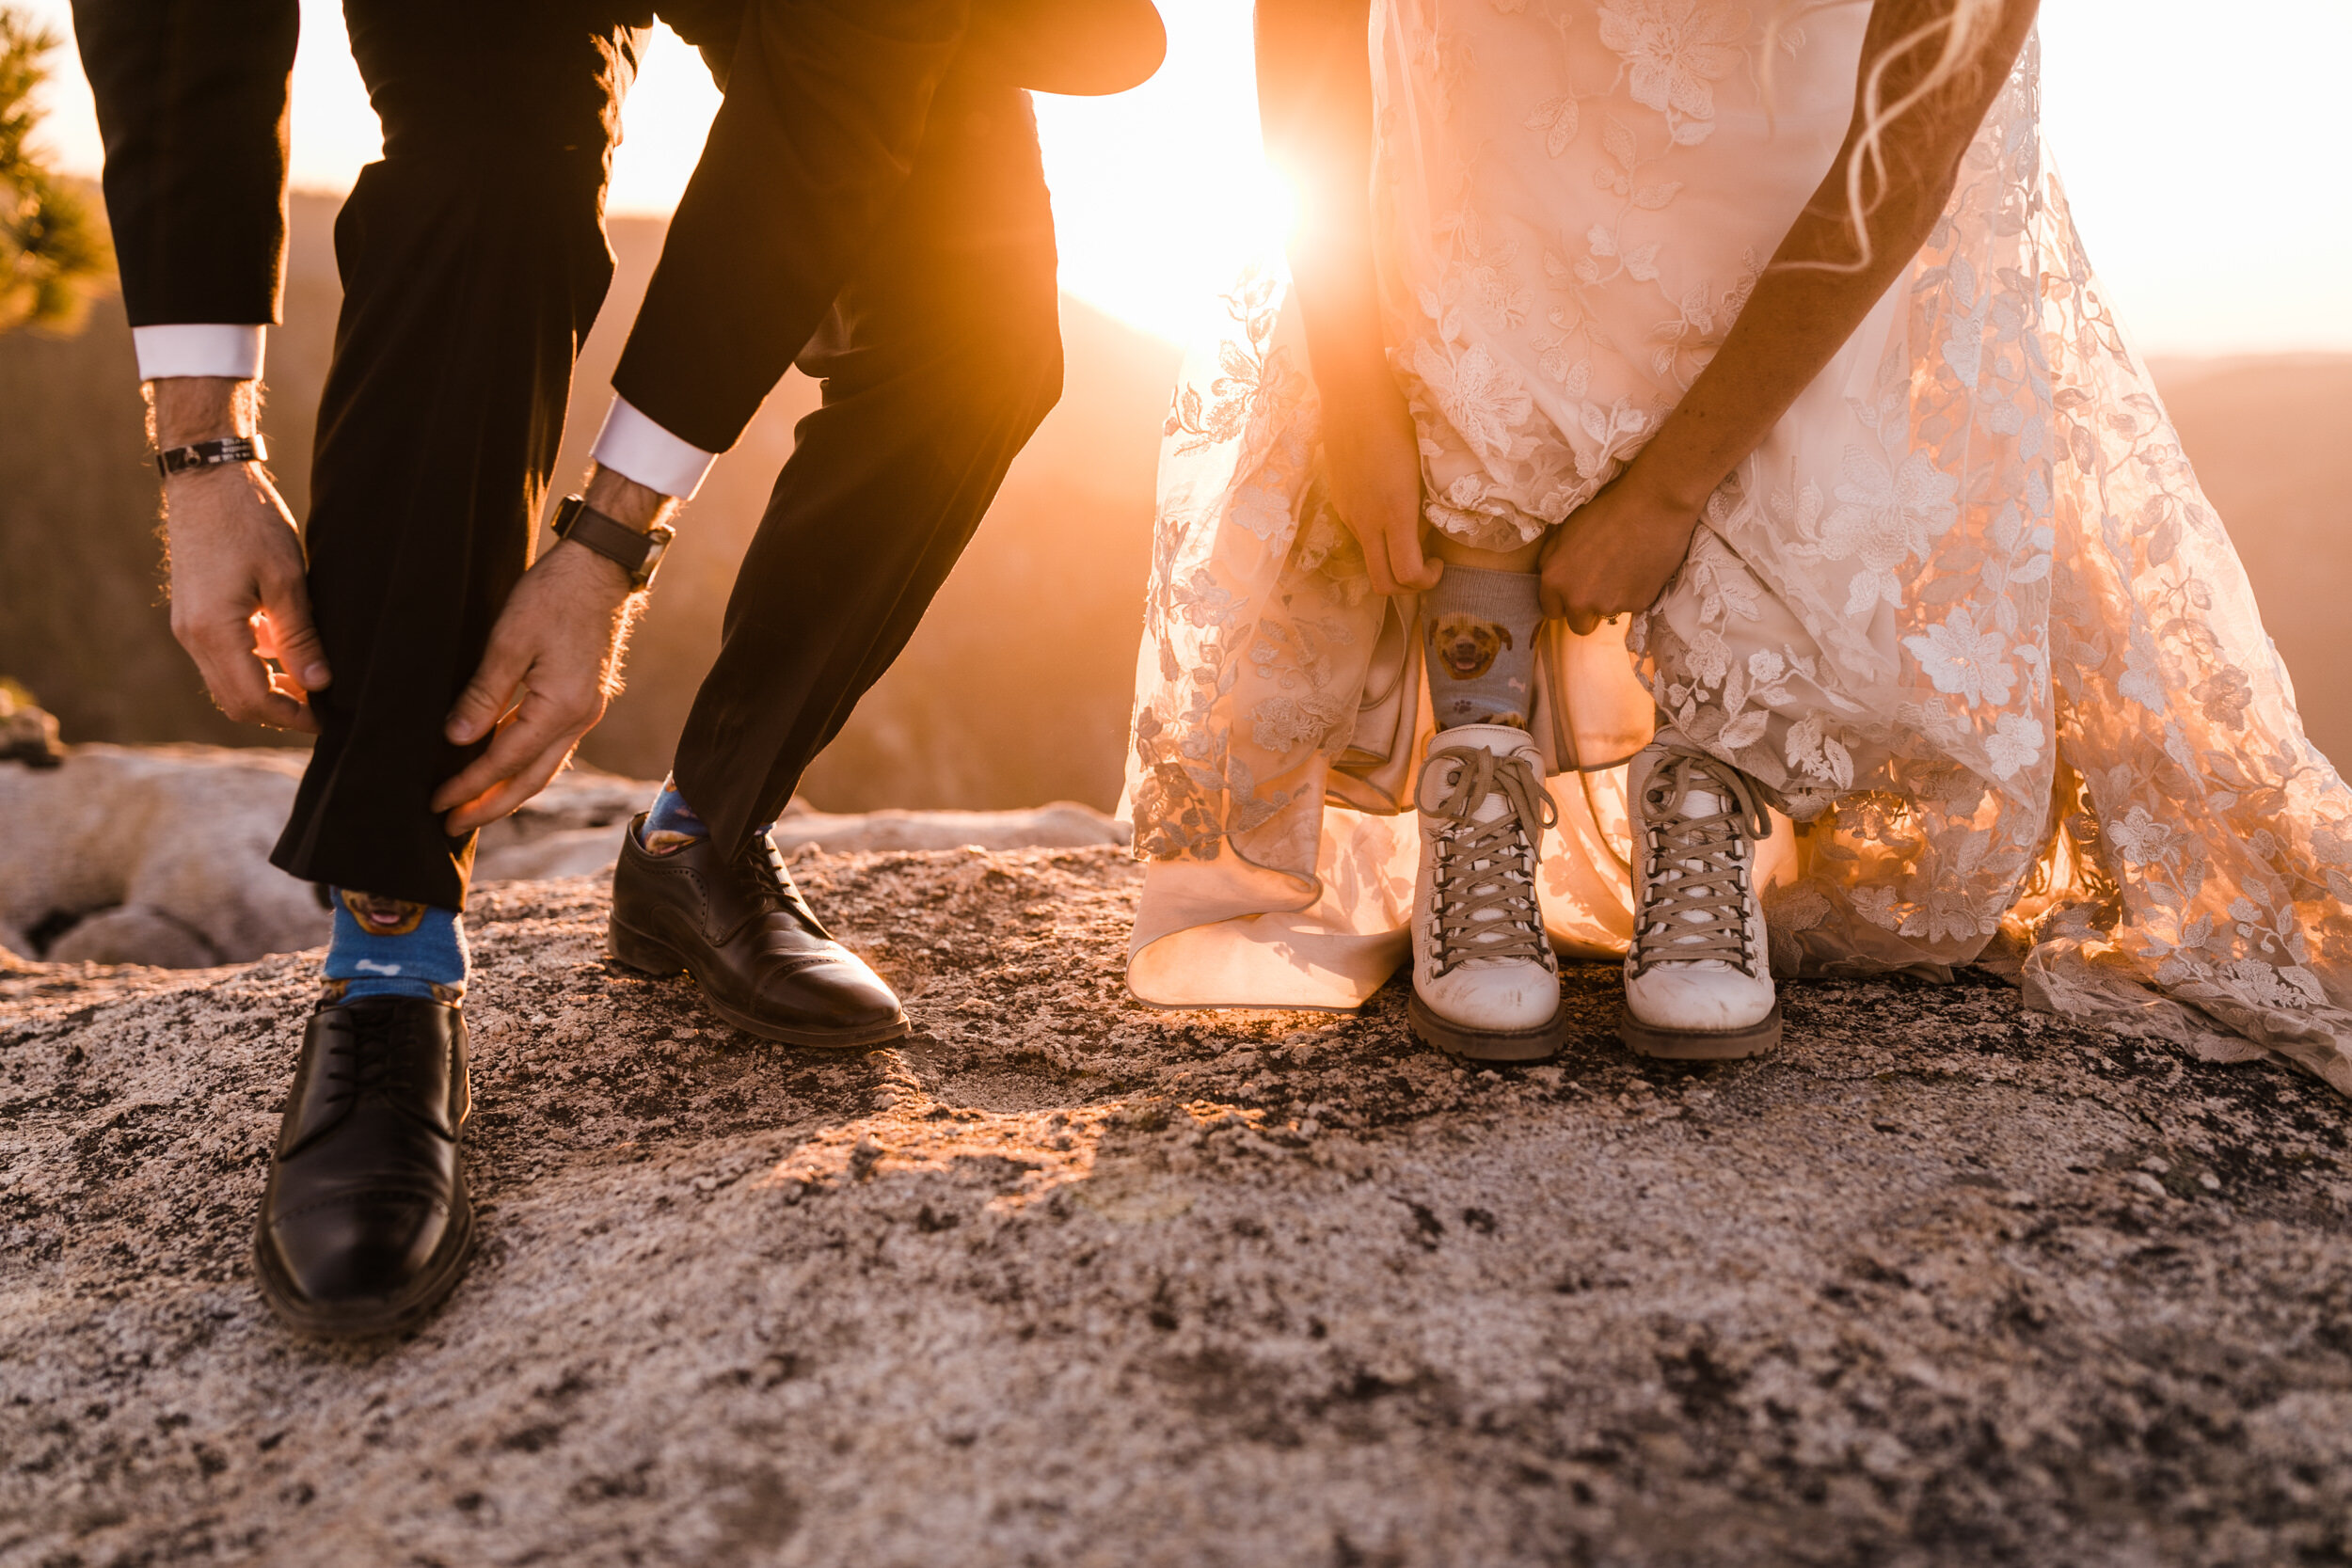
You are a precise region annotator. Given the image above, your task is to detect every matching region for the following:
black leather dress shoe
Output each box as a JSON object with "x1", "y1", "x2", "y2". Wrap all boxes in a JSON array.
[
  {"x1": 609, "y1": 816, "x2": 910, "y2": 1047},
  {"x1": 253, "y1": 996, "x2": 473, "y2": 1338}
]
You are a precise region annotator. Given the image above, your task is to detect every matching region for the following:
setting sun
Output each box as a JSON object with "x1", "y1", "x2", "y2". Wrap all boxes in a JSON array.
[
  {"x1": 600, "y1": 2, "x2": 1295, "y2": 341},
  {"x1": 1026, "y1": 2, "x2": 1296, "y2": 342},
  {"x1": 581, "y1": 2, "x2": 1303, "y2": 345}
]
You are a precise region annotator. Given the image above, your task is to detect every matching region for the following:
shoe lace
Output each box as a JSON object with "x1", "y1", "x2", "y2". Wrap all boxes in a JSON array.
[
  {"x1": 742, "y1": 831, "x2": 832, "y2": 940},
  {"x1": 324, "y1": 1001, "x2": 411, "y2": 1108},
  {"x1": 1631, "y1": 750, "x2": 1772, "y2": 978},
  {"x1": 745, "y1": 832, "x2": 792, "y2": 900},
  {"x1": 1424, "y1": 745, "x2": 1559, "y2": 976}
]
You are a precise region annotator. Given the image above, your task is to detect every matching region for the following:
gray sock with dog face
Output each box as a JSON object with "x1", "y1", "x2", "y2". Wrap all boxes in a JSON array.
[{"x1": 1422, "y1": 564, "x2": 1543, "y2": 731}]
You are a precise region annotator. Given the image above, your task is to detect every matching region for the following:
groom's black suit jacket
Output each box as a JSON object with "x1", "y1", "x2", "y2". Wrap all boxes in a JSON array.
[{"x1": 73, "y1": 0, "x2": 1159, "y2": 452}]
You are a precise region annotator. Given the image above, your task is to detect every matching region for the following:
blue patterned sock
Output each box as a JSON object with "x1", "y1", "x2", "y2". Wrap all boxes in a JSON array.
[
  {"x1": 323, "y1": 891, "x2": 468, "y2": 1003},
  {"x1": 638, "y1": 774, "x2": 709, "y2": 855},
  {"x1": 1422, "y1": 564, "x2": 1543, "y2": 731}
]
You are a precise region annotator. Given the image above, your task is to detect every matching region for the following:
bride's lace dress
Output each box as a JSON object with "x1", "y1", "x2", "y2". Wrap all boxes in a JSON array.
[{"x1": 1120, "y1": 0, "x2": 2352, "y2": 1093}]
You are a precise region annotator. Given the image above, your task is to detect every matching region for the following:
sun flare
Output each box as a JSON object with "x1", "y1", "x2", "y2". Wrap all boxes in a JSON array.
[
  {"x1": 605, "y1": 0, "x2": 1296, "y2": 345},
  {"x1": 1026, "y1": 0, "x2": 1296, "y2": 344}
]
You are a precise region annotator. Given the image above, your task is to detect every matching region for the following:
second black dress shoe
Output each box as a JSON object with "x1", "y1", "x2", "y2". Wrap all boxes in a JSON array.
[
  {"x1": 253, "y1": 995, "x2": 474, "y2": 1338},
  {"x1": 609, "y1": 816, "x2": 911, "y2": 1047}
]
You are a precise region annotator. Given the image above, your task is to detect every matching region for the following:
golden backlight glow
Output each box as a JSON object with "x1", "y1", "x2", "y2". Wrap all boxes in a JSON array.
[
  {"x1": 17, "y1": 0, "x2": 2352, "y2": 354},
  {"x1": 1026, "y1": 0, "x2": 1297, "y2": 343},
  {"x1": 611, "y1": 1, "x2": 1297, "y2": 344}
]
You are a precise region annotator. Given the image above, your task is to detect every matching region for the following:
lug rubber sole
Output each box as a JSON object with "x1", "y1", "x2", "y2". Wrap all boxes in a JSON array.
[
  {"x1": 608, "y1": 918, "x2": 911, "y2": 1049},
  {"x1": 1617, "y1": 1000, "x2": 1782, "y2": 1060},
  {"x1": 252, "y1": 1184, "x2": 475, "y2": 1340},
  {"x1": 1408, "y1": 991, "x2": 1570, "y2": 1063}
]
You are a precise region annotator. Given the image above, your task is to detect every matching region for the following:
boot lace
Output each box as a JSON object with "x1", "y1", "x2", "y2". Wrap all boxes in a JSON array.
[
  {"x1": 1631, "y1": 750, "x2": 1772, "y2": 978},
  {"x1": 1424, "y1": 745, "x2": 1559, "y2": 976}
]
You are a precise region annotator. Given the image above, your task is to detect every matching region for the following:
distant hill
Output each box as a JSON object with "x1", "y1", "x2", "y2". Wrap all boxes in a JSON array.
[
  {"x1": 2143, "y1": 355, "x2": 2352, "y2": 769},
  {"x1": 4, "y1": 195, "x2": 2349, "y2": 813}
]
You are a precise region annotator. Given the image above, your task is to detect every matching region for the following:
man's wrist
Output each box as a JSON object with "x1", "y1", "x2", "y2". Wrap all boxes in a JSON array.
[
  {"x1": 581, "y1": 463, "x2": 678, "y2": 533},
  {"x1": 149, "y1": 376, "x2": 262, "y2": 450},
  {"x1": 548, "y1": 490, "x2": 675, "y2": 594}
]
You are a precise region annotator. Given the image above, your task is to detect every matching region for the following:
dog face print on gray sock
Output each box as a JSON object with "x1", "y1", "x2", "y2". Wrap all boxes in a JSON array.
[
  {"x1": 1431, "y1": 613, "x2": 1512, "y2": 679},
  {"x1": 1429, "y1": 612, "x2": 1525, "y2": 726},
  {"x1": 1422, "y1": 566, "x2": 1543, "y2": 731}
]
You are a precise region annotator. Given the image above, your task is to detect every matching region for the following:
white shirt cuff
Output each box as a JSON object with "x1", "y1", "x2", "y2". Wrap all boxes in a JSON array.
[
  {"x1": 589, "y1": 397, "x2": 716, "y2": 499},
  {"x1": 132, "y1": 324, "x2": 266, "y2": 382}
]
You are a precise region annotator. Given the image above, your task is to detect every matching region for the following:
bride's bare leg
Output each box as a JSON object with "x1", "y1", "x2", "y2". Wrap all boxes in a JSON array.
[{"x1": 1428, "y1": 532, "x2": 1542, "y2": 575}]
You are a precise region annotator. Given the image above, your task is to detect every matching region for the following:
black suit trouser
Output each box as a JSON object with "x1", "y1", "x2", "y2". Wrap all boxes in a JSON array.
[
  {"x1": 669, "y1": 68, "x2": 1062, "y2": 860},
  {"x1": 268, "y1": 3, "x2": 1061, "y2": 908}
]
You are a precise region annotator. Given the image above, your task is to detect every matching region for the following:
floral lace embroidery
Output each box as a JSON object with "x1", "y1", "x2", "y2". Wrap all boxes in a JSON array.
[
  {"x1": 1124, "y1": 1, "x2": 2352, "y2": 1090},
  {"x1": 1130, "y1": 273, "x2": 1395, "y2": 868},
  {"x1": 1373, "y1": 0, "x2": 1781, "y2": 550}
]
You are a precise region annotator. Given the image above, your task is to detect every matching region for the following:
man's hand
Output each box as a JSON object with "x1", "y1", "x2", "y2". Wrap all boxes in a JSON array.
[
  {"x1": 153, "y1": 379, "x2": 330, "y2": 733},
  {"x1": 1537, "y1": 465, "x2": 1704, "y2": 636},
  {"x1": 431, "y1": 465, "x2": 674, "y2": 835},
  {"x1": 431, "y1": 543, "x2": 639, "y2": 835},
  {"x1": 1321, "y1": 374, "x2": 1442, "y2": 598}
]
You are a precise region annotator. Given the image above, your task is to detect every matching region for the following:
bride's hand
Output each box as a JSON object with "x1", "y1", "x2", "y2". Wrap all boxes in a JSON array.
[
  {"x1": 1320, "y1": 373, "x2": 1442, "y2": 598},
  {"x1": 1538, "y1": 466, "x2": 1705, "y2": 636},
  {"x1": 1259, "y1": 0, "x2": 1432, "y2": 596}
]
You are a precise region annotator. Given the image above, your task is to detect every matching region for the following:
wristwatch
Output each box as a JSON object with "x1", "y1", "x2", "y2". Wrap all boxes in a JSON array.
[{"x1": 550, "y1": 494, "x2": 675, "y2": 593}]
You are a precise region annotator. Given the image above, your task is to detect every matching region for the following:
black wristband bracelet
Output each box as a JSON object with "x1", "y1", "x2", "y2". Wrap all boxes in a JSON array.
[{"x1": 156, "y1": 435, "x2": 267, "y2": 478}]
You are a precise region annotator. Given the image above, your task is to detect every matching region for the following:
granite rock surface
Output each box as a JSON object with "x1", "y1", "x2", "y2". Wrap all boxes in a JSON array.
[
  {"x1": 2, "y1": 847, "x2": 2348, "y2": 1567},
  {"x1": 0, "y1": 747, "x2": 1122, "y2": 968}
]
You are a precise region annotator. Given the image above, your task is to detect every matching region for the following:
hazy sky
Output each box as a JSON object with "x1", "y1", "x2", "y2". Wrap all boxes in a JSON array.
[{"x1": 19, "y1": 0, "x2": 2350, "y2": 353}]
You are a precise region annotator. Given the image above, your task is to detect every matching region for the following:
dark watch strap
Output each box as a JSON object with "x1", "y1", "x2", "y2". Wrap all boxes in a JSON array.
[
  {"x1": 550, "y1": 494, "x2": 674, "y2": 593},
  {"x1": 156, "y1": 435, "x2": 268, "y2": 478}
]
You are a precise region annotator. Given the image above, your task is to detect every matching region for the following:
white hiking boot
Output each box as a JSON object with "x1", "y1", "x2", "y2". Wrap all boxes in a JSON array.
[
  {"x1": 1619, "y1": 741, "x2": 1781, "y2": 1059},
  {"x1": 1407, "y1": 724, "x2": 1568, "y2": 1062}
]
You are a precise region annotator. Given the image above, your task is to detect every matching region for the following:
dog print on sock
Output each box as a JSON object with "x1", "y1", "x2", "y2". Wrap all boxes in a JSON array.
[{"x1": 1421, "y1": 566, "x2": 1541, "y2": 731}]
